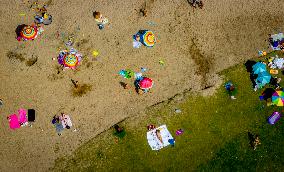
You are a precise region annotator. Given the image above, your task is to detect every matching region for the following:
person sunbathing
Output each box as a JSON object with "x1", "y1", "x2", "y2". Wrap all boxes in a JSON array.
[{"x1": 156, "y1": 129, "x2": 163, "y2": 144}]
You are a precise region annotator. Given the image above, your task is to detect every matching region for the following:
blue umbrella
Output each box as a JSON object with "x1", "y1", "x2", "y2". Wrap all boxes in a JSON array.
[
  {"x1": 252, "y1": 62, "x2": 267, "y2": 74},
  {"x1": 256, "y1": 71, "x2": 271, "y2": 86}
]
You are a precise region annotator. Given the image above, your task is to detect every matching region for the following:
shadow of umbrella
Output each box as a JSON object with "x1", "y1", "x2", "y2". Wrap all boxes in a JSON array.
[{"x1": 15, "y1": 24, "x2": 27, "y2": 38}]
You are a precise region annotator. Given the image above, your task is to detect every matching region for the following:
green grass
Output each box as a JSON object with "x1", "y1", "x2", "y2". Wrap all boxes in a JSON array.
[{"x1": 52, "y1": 54, "x2": 284, "y2": 172}]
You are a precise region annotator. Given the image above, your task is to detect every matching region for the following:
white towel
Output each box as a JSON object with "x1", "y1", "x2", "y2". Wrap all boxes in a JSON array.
[{"x1": 147, "y1": 125, "x2": 174, "y2": 150}]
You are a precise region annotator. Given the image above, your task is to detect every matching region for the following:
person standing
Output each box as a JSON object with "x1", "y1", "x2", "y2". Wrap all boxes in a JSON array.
[{"x1": 225, "y1": 81, "x2": 237, "y2": 99}]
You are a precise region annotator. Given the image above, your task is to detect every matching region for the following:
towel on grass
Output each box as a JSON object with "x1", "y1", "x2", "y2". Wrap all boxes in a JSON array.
[{"x1": 147, "y1": 125, "x2": 174, "y2": 150}]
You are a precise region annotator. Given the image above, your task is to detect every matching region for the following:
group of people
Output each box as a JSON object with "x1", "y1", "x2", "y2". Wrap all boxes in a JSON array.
[
  {"x1": 244, "y1": 60, "x2": 282, "y2": 91},
  {"x1": 52, "y1": 113, "x2": 73, "y2": 136},
  {"x1": 34, "y1": 5, "x2": 52, "y2": 25}
]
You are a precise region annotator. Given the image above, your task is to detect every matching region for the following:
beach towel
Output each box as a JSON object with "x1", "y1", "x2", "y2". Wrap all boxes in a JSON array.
[
  {"x1": 147, "y1": 125, "x2": 174, "y2": 150},
  {"x1": 8, "y1": 114, "x2": 20, "y2": 129},
  {"x1": 60, "y1": 115, "x2": 72, "y2": 128},
  {"x1": 18, "y1": 108, "x2": 27, "y2": 124}
]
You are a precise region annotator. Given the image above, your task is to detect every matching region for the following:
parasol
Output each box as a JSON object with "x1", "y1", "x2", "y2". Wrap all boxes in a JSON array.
[
  {"x1": 58, "y1": 50, "x2": 82, "y2": 69},
  {"x1": 139, "y1": 77, "x2": 153, "y2": 89},
  {"x1": 252, "y1": 62, "x2": 267, "y2": 74},
  {"x1": 141, "y1": 30, "x2": 155, "y2": 47},
  {"x1": 20, "y1": 25, "x2": 38, "y2": 40},
  {"x1": 256, "y1": 71, "x2": 271, "y2": 86},
  {"x1": 272, "y1": 91, "x2": 284, "y2": 106}
]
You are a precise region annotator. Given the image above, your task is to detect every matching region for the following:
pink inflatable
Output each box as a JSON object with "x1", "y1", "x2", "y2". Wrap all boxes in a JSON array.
[
  {"x1": 18, "y1": 109, "x2": 27, "y2": 124},
  {"x1": 8, "y1": 114, "x2": 20, "y2": 129}
]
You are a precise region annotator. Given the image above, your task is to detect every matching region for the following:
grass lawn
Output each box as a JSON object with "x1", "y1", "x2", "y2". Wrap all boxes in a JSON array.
[{"x1": 52, "y1": 53, "x2": 284, "y2": 172}]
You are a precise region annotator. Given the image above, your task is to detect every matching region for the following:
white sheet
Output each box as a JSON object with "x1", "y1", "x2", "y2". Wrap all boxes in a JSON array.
[
  {"x1": 60, "y1": 115, "x2": 72, "y2": 128},
  {"x1": 147, "y1": 125, "x2": 174, "y2": 150}
]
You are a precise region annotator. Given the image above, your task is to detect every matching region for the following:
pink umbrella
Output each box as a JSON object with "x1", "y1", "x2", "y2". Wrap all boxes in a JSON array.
[{"x1": 139, "y1": 77, "x2": 153, "y2": 89}]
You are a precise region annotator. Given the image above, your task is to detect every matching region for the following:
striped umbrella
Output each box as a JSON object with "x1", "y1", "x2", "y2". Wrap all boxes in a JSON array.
[
  {"x1": 272, "y1": 91, "x2": 284, "y2": 106},
  {"x1": 141, "y1": 30, "x2": 155, "y2": 47},
  {"x1": 63, "y1": 53, "x2": 81, "y2": 69},
  {"x1": 21, "y1": 25, "x2": 38, "y2": 40}
]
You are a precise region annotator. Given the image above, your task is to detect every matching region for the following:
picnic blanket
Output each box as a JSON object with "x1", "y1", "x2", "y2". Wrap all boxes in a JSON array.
[{"x1": 147, "y1": 125, "x2": 174, "y2": 150}]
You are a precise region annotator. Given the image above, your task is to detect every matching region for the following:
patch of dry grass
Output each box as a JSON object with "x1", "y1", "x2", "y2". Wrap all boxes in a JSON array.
[
  {"x1": 71, "y1": 83, "x2": 92, "y2": 97},
  {"x1": 7, "y1": 51, "x2": 25, "y2": 62},
  {"x1": 25, "y1": 56, "x2": 38, "y2": 66}
]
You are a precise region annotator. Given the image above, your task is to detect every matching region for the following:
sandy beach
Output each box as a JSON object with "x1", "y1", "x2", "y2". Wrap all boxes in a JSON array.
[{"x1": 1, "y1": 0, "x2": 284, "y2": 171}]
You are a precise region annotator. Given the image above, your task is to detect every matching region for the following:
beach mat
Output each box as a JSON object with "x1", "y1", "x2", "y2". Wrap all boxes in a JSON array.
[{"x1": 28, "y1": 109, "x2": 35, "y2": 122}]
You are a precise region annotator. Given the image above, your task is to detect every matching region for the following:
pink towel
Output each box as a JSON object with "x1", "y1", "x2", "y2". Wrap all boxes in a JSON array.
[
  {"x1": 18, "y1": 109, "x2": 27, "y2": 124},
  {"x1": 8, "y1": 114, "x2": 20, "y2": 129}
]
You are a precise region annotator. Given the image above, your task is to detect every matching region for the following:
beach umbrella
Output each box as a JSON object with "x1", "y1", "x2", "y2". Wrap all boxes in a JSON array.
[
  {"x1": 252, "y1": 62, "x2": 267, "y2": 74},
  {"x1": 63, "y1": 53, "x2": 81, "y2": 69},
  {"x1": 141, "y1": 30, "x2": 155, "y2": 47},
  {"x1": 139, "y1": 77, "x2": 153, "y2": 89},
  {"x1": 256, "y1": 71, "x2": 271, "y2": 86},
  {"x1": 58, "y1": 50, "x2": 81, "y2": 69},
  {"x1": 272, "y1": 91, "x2": 284, "y2": 106},
  {"x1": 20, "y1": 25, "x2": 38, "y2": 40}
]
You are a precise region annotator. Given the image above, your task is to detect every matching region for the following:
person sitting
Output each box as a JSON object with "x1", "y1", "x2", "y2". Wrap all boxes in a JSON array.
[
  {"x1": 253, "y1": 135, "x2": 261, "y2": 150},
  {"x1": 59, "y1": 113, "x2": 72, "y2": 129},
  {"x1": 269, "y1": 77, "x2": 281, "y2": 89},
  {"x1": 147, "y1": 124, "x2": 156, "y2": 131},
  {"x1": 93, "y1": 11, "x2": 109, "y2": 29},
  {"x1": 133, "y1": 34, "x2": 142, "y2": 48},
  {"x1": 114, "y1": 124, "x2": 126, "y2": 138}
]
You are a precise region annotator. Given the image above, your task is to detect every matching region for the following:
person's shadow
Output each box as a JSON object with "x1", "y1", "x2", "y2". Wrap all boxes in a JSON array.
[
  {"x1": 248, "y1": 132, "x2": 255, "y2": 148},
  {"x1": 15, "y1": 24, "x2": 27, "y2": 38}
]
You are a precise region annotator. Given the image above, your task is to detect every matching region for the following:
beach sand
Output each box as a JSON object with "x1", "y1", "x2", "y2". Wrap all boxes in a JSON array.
[{"x1": 0, "y1": 0, "x2": 284, "y2": 171}]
